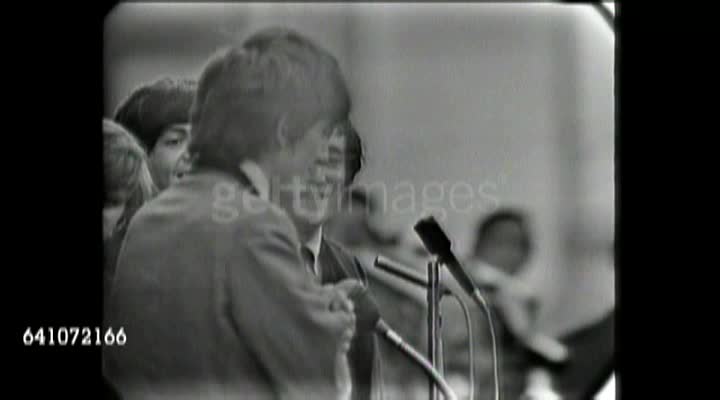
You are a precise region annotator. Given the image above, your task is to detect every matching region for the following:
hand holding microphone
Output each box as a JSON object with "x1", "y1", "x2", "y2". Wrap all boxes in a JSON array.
[{"x1": 328, "y1": 279, "x2": 363, "y2": 350}]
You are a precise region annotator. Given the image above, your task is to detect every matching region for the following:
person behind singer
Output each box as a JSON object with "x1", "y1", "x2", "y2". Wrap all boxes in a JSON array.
[
  {"x1": 102, "y1": 119, "x2": 157, "y2": 306},
  {"x1": 104, "y1": 28, "x2": 360, "y2": 400},
  {"x1": 102, "y1": 119, "x2": 157, "y2": 243},
  {"x1": 105, "y1": 78, "x2": 197, "y2": 292},
  {"x1": 106, "y1": 78, "x2": 196, "y2": 285},
  {"x1": 113, "y1": 77, "x2": 196, "y2": 191},
  {"x1": 279, "y1": 119, "x2": 383, "y2": 400}
]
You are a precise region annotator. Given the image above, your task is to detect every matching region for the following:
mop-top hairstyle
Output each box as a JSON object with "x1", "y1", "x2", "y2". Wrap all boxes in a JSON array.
[
  {"x1": 188, "y1": 27, "x2": 351, "y2": 172},
  {"x1": 113, "y1": 78, "x2": 197, "y2": 151}
]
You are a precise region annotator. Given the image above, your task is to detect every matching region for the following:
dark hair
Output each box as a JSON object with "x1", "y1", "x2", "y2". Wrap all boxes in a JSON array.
[
  {"x1": 113, "y1": 77, "x2": 197, "y2": 151},
  {"x1": 188, "y1": 27, "x2": 351, "y2": 173},
  {"x1": 346, "y1": 187, "x2": 377, "y2": 214},
  {"x1": 333, "y1": 119, "x2": 364, "y2": 186},
  {"x1": 473, "y1": 208, "x2": 531, "y2": 255}
]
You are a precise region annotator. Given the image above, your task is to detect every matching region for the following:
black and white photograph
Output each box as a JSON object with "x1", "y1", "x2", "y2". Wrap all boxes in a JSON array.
[{"x1": 98, "y1": 3, "x2": 616, "y2": 400}]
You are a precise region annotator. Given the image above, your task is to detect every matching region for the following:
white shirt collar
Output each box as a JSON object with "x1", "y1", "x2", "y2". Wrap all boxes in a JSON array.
[
  {"x1": 304, "y1": 226, "x2": 323, "y2": 276},
  {"x1": 238, "y1": 160, "x2": 270, "y2": 201}
]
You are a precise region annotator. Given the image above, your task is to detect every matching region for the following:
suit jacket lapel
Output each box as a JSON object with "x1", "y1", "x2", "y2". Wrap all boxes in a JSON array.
[
  {"x1": 235, "y1": 170, "x2": 260, "y2": 197},
  {"x1": 318, "y1": 238, "x2": 356, "y2": 284}
]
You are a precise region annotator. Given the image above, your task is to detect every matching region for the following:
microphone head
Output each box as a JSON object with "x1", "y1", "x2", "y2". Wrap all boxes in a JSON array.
[
  {"x1": 414, "y1": 215, "x2": 478, "y2": 296},
  {"x1": 414, "y1": 216, "x2": 452, "y2": 256},
  {"x1": 346, "y1": 286, "x2": 380, "y2": 333}
]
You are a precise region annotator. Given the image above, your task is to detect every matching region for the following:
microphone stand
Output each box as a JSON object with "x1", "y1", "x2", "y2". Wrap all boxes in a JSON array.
[
  {"x1": 371, "y1": 254, "x2": 465, "y2": 400},
  {"x1": 427, "y1": 259, "x2": 444, "y2": 400}
]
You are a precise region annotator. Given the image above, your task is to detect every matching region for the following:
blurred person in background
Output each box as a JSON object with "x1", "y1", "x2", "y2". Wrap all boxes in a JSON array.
[
  {"x1": 466, "y1": 209, "x2": 567, "y2": 400},
  {"x1": 102, "y1": 118, "x2": 157, "y2": 301},
  {"x1": 104, "y1": 28, "x2": 359, "y2": 400},
  {"x1": 470, "y1": 209, "x2": 538, "y2": 333},
  {"x1": 113, "y1": 77, "x2": 196, "y2": 191},
  {"x1": 325, "y1": 188, "x2": 400, "y2": 250},
  {"x1": 279, "y1": 119, "x2": 384, "y2": 400}
]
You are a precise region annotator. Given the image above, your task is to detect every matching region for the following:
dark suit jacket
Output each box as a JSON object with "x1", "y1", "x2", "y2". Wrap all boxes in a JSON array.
[
  {"x1": 318, "y1": 238, "x2": 383, "y2": 400},
  {"x1": 556, "y1": 311, "x2": 614, "y2": 400},
  {"x1": 104, "y1": 169, "x2": 353, "y2": 400}
]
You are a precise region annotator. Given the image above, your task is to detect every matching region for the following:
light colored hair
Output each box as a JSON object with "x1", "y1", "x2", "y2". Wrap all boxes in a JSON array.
[{"x1": 103, "y1": 119, "x2": 157, "y2": 232}]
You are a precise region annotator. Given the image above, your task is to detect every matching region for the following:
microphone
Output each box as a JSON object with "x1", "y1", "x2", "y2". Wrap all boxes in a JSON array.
[
  {"x1": 413, "y1": 216, "x2": 487, "y2": 308},
  {"x1": 414, "y1": 216, "x2": 503, "y2": 400},
  {"x1": 345, "y1": 286, "x2": 458, "y2": 400},
  {"x1": 373, "y1": 255, "x2": 452, "y2": 295},
  {"x1": 413, "y1": 216, "x2": 569, "y2": 365}
]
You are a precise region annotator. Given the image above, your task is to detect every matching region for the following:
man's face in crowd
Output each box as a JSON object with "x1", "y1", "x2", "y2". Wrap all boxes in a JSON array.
[
  {"x1": 478, "y1": 220, "x2": 530, "y2": 275},
  {"x1": 148, "y1": 123, "x2": 192, "y2": 190},
  {"x1": 280, "y1": 123, "x2": 348, "y2": 227}
]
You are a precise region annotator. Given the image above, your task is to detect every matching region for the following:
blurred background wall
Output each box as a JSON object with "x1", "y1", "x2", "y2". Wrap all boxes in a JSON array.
[{"x1": 104, "y1": 2, "x2": 614, "y2": 337}]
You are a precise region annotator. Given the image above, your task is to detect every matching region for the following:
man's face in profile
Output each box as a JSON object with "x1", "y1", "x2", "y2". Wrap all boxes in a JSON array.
[{"x1": 148, "y1": 123, "x2": 192, "y2": 190}]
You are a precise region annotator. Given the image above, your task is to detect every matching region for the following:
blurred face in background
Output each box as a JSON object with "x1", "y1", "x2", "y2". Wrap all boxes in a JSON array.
[
  {"x1": 324, "y1": 196, "x2": 370, "y2": 247},
  {"x1": 476, "y1": 219, "x2": 531, "y2": 275},
  {"x1": 148, "y1": 123, "x2": 192, "y2": 190}
]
